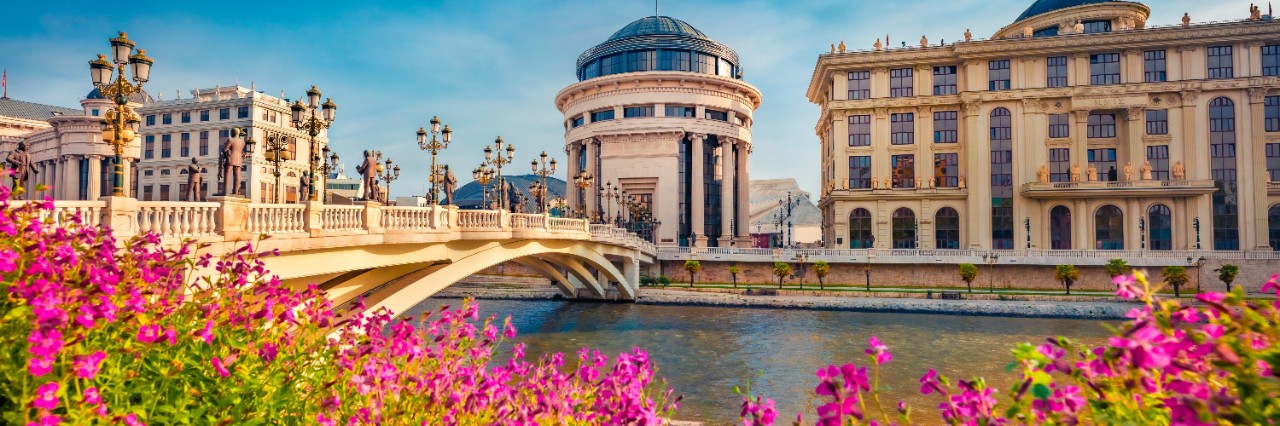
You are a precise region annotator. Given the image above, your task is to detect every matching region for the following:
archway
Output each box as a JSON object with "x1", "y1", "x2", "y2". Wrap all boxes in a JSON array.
[
  {"x1": 934, "y1": 207, "x2": 959, "y2": 249},
  {"x1": 849, "y1": 208, "x2": 873, "y2": 248},
  {"x1": 1095, "y1": 205, "x2": 1124, "y2": 250},
  {"x1": 1050, "y1": 205, "x2": 1071, "y2": 249},
  {"x1": 1148, "y1": 204, "x2": 1172, "y2": 251},
  {"x1": 892, "y1": 207, "x2": 917, "y2": 249}
]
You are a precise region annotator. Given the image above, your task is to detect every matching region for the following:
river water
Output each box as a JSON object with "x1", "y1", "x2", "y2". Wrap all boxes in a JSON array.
[{"x1": 403, "y1": 298, "x2": 1114, "y2": 425}]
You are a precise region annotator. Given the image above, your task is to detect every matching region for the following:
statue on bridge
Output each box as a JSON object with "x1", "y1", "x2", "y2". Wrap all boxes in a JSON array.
[
  {"x1": 299, "y1": 172, "x2": 311, "y2": 203},
  {"x1": 443, "y1": 164, "x2": 458, "y2": 205},
  {"x1": 355, "y1": 150, "x2": 378, "y2": 201},
  {"x1": 185, "y1": 158, "x2": 203, "y2": 201},
  {"x1": 6, "y1": 142, "x2": 34, "y2": 198},
  {"x1": 218, "y1": 128, "x2": 246, "y2": 197}
]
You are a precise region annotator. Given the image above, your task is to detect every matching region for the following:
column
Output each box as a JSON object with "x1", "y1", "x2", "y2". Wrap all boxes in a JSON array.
[
  {"x1": 1247, "y1": 87, "x2": 1270, "y2": 249},
  {"x1": 962, "y1": 101, "x2": 985, "y2": 248},
  {"x1": 1124, "y1": 107, "x2": 1145, "y2": 178},
  {"x1": 735, "y1": 141, "x2": 751, "y2": 245},
  {"x1": 1072, "y1": 110, "x2": 1090, "y2": 170},
  {"x1": 584, "y1": 138, "x2": 597, "y2": 218},
  {"x1": 86, "y1": 155, "x2": 102, "y2": 200},
  {"x1": 719, "y1": 137, "x2": 734, "y2": 246},
  {"x1": 689, "y1": 133, "x2": 706, "y2": 247},
  {"x1": 1126, "y1": 198, "x2": 1141, "y2": 250},
  {"x1": 57, "y1": 156, "x2": 70, "y2": 200},
  {"x1": 566, "y1": 142, "x2": 579, "y2": 214},
  {"x1": 1074, "y1": 199, "x2": 1089, "y2": 250}
]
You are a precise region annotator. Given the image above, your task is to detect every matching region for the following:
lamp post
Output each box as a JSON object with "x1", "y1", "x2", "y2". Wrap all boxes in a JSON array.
[
  {"x1": 289, "y1": 85, "x2": 337, "y2": 202},
  {"x1": 531, "y1": 151, "x2": 557, "y2": 214},
  {"x1": 317, "y1": 147, "x2": 339, "y2": 202},
  {"x1": 376, "y1": 157, "x2": 400, "y2": 204},
  {"x1": 572, "y1": 170, "x2": 594, "y2": 219},
  {"x1": 1188, "y1": 256, "x2": 1207, "y2": 293},
  {"x1": 1193, "y1": 217, "x2": 1201, "y2": 250},
  {"x1": 472, "y1": 163, "x2": 496, "y2": 209},
  {"x1": 1139, "y1": 218, "x2": 1146, "y2": 250},
  {"x1": 257, "y1": 129, "x2": 292, "y2": 203},
  {"x1": 484, "y1": 137, "x2": 516, "y2": 210},
  {"x1": 983, "y1": 253, "x2": 1000, "y2": 293},
  {"x1": 88, "y1": 32, "x2": 153, "y2": 197},
  {"x1": 416, "y1": 116, "x2": 452, "y2": 205},
  {"x1": 1024, "y1": 217, "x2": 1031, "y2": 249}
]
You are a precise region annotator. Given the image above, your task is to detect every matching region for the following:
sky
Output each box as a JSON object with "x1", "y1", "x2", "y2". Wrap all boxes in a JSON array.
[{"x1": 0, "y1": 0, "x2": 1252, "y2": 199}]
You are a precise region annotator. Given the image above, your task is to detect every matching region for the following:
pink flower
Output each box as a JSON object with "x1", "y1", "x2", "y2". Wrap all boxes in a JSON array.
[
  {"x1": 74, "y1": 351, "x2": 107, "y2": 380},
  {"x1": 0, "y1": 248, "x2": 19, "y2": 273},
  {"x1": 1113, "y1": 274, "x2": 1144, "y2": 299},
  {"x1": 83, "y1": 387, "x2": 101, "y2": 406},
  {"x1": 29, "y1": 414, "x2": 60, "y2": 426},
  {"x1": 211, "y1": 356, "x2": 230, "y2": 377},
  {"x1": 196, "y1": 320, "x2": 215, "y2": 344},
  {"x1": 32, "y1": 382, "x2": 58, "y2": 410},
  {"x1": 28, "y1": 355, "x2": 53, "y2": 377},
  {"x1": 919, "y1": 368, "x2": 943, "y2": 395},
  {"x1": 123, "y1": 413, "x2": 146, "y2": 426},
  {"x1": 258, "y1": 343, "x2": 278, "y2": 362},
  {"x1": 1261, "y1": 275, "x2": 1279, "y2": 294},
  {"x1": 136, "y1": 324, "x2": 160, "y2": 343},
  {"x1": 27, "y1": 328, "x2": 62, "y2": 358},
  {"x1": 1196, "y1": 292, "x2": 1226, "y2": 304},
  {"x1": 164, "y1": 326, "x2": 177, "y2": 346},
  {"x1": 865, "y1": 336, "x2": 892, "y2": 365}
]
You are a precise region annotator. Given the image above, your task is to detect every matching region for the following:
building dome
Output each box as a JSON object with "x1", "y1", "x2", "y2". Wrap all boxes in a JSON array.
[
  {"x1": 576, "y1": 15, "x2": 742, "y2": 81},
  {"x1": 1016, "y1": 0, "x2": 1124, "y2": 22},
  {"x1": 86, "y1": 87, "x2": 154, "y2": 104}
]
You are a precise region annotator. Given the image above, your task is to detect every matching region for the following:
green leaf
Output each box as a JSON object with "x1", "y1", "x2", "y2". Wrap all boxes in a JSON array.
[
  {"x1": 1032, "y1": 383, "x2": 1051, "y2": 400},
  {"x1": 3, "y1": 305, "x2": 30, "y2": 321},
  {"x1": 1030, "y1": 371, "x2": 1053, "y2": 386}
]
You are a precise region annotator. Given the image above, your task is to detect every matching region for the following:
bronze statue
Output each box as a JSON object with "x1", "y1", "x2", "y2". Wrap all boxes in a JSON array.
[
  {"x1": 185, "y1": 158, "x2": 203, "y2": 201},
  {"x1": 443, "y1": 164, "x2": 458, "y2": 205},
  {"x1": 218, "y1": 128, "x2": 246, "y2": 197},
  {"x1": 6, "y1": 142, "x2": 35, "y2": 197},
  {"x1": 299, "y1": 172, "x2": 311, "y2": 203},
  {"x1": 355, "y1": 150, "x2": 378, "y2": 201}
]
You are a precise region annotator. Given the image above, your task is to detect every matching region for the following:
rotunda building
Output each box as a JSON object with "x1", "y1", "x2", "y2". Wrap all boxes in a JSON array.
[{"x1": 556, "y1": 16, "x2": 762, "y2": 247}]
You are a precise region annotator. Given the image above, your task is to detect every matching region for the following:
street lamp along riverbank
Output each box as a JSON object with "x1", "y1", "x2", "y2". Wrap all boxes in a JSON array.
[
  {"x1": 89, "y1": 32, "x2": 153, "y2": 197},
  {"x1": 289, "y1": 85, "x2": 337, "y2": 202}
]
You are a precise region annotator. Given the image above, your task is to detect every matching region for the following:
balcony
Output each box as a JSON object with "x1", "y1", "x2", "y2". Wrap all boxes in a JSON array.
[
  {"x1": 1269, "y1": 182, "x2": 1280, "y2": 195},
  {"x1": 1021, "y1": 179, "x2": 1216, "y2": 199},
  {"x1": 828, "y1": 186, "x2": 968, "y2": 201}
]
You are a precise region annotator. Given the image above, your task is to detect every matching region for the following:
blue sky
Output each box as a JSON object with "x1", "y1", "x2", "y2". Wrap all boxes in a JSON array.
[{"x1": 0, "y1": 0, "x2": 1249, "y2": 198}]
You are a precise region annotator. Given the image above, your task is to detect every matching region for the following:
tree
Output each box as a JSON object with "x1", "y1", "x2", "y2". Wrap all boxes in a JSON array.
[
  {"x1": 1215, "y1": 264, "x2": 1239, "y2": 293},
  {"x1": 863, "y1": 264, "x2": 873, "y2": 291},
  {"x1": 814, "y1": 261, "x2": 830, "y2": 290},
  {"x1": 958, "y1": 263, "x2": 978, "y2": 293},
  {"x1": 683, "y1": 259, "x2": 701, "y2": 287},
  {"x1": 1163, "y1": 266, "x2": 1190, "y2": 298},
  {"x1": 1055, "y1": 264, "x2": 1080, "y2": 295},
  {"x1": 773, "y1": 262, "x2": 792, "y2": 289},
  {"x1": 1104, "y1": 258, "x2": 1130, "y2": 278},
  {"x1": 728, "y1": 265, "x2": 741, "y2": 288}
]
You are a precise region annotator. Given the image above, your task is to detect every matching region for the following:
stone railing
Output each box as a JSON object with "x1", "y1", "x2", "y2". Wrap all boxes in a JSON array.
[
  {"x1": 658, "y1": 246, "x2": 1280, "y2": 266},
  {"x1": 136, "y1": 201, "x2": 219, "y2": 237},
  {"x1": 549, "y1": 217, "x2": 586, "y2": 232},
  {"x1": 14, "y1": 200, "x2": 107, "y2": 228},
  {"x1": 246, "y1": 204, "x2": 307, "y2": 234},
  {"x1": 319, "y1": 205, "x2": 364, "y2": 231},
  {"x1": 381, "y1": 206, "x2": 438, "y2": 230},
  {"x1": 458, "y1": 210, "x2": 503, "y2": 229},
  {"x1": 509, "y1": 213, "x2": 546, "y2": 229}
]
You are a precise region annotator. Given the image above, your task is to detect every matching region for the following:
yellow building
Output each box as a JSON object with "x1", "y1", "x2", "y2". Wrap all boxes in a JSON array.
[{"x1": 808, "y1": 0, "x2": 1280, "y2": 252}]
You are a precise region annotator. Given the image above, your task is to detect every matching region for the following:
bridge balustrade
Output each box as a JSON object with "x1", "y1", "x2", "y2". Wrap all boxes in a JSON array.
[
  {"x1": 247, "y1": 204, "x2": 308, "y2": 234},
  {"x1": 658, "y1": 246, "x2": 1280, "y2": 266},
  {"x1": 136, "y1": 201, "x2": 219, "y2": 237},
  {"x1": 319, "y1": 205, "x2": 365, "y2": 231}
]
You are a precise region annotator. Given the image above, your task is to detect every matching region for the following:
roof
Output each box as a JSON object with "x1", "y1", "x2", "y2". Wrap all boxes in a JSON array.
[
  {"x1": 747, "y1": 179, "x2": 821, "y2": 231},
  {"x1": 86, "y1": 88, "x2": 154, "y2": 104},
  {"x1": 1016, "y1": 0, "x2": 1123, "y2": 22},
  {"x1": 0, "y1": 97, "x2": 82, "y2": 121},
  {"x1": 576, "y1": 15, "x2": 740, "y2": 75},
  {"x1": 453, "y1": 175, "x2": 567, "y2": 209},
  {"x1": 607, "y1": 16, "x2": 709, "y2": 42}
]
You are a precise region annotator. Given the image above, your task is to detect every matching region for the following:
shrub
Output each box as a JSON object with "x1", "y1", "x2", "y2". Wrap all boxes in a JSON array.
[
  {"x1": 1162, "y1": 265, "x2": 1190, "y2": 297},
  {"x1": 957, "y1": 263, "x2": 978, "y2": 293},
  {"x1": 1216, "y1": 263, "x2": 1239, "y2": 292},
  {"x1": 1054, "y1": 264, "x2": 1079, "y2": 295},
  {"x1": 1103, "y1": 258, "x2": 1130, "y2": 278},
  {"x1": 772, "y1": 262, "x2": 791, "y2": 289},
  {"x1": 683, "y1": 259, "x2": 700, "y2": 287},
  {"x1": 639, "y1": 275, "x2": 656, "y2": 287},
  {"x1": 658, "y1": 276, "x2": 672, "y2": 286},
  {"x1": 813, "y1": 261, "x2": 830, "y2": 290}
]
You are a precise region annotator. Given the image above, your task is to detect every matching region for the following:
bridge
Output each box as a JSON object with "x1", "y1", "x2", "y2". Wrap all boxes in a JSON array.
[{"x1": 26, "y1": 196, "x2": 655, "y2": 317}]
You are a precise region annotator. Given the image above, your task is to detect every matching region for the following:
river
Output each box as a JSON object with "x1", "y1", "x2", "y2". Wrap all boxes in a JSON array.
[{"x1": 403, "y1": 298, "x2": 1114, "y2": 425}]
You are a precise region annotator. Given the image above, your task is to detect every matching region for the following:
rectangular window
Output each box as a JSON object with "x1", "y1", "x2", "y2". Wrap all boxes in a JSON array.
[
  {"x1": 570, "y1": 117, "x2": 584, "y2": 128},
  {"x1": 1147, "y1": 145, "x2": 1170, "y2": 181},
  {"x1": 1087, "y1": 113, "x2": 1116, "y2": 138},
  {"x1": 218, "y1": 130, "x2": 230, "y2": 153},
  {"x1": 933, "y1": 153, "x2": 958, "y2": 187},
  {"x1": 161, "y1": 134, "x2": 172, "y2": 158},
  {"x1": 1144, "y1": 50, "x2": 1167, "y2": 82},
  {"x1": 657, "y1": 50, "x2": 691, "y2": 71},
  {"x1": 144, "y1": 135, "x2": 154, "y2": 159},
  {"x1": 1049, "y1": 113, "x2": 1070, "y2": 138},
  {"x1": 1207, "y1": 46, "x2": 1234, "y2": 79},
  {"x1": 848, "y1": 156, "x2": 871, "y2": 189},
  {"x1": 1266, "y1": 96, "x2": 1280, "y2": 132},
  {"x1": 693, "y1": 53, "x2": 716, "y2": 74},
  {"x1": 889, "y1": 68, "x2": 913, "y2": 97},
  {"x1": 200, "y1": 110, "x2": 209, "y2": 122},
  {"x1": 1089, "y1": 53, "x2": 1121, "y2": 85},
  {"x1": 847, "y1": 71, "x2": 870, "y2": 100},
  {"x1": 704, "y1": 109, "x2": 728, "y2": 121},
  {"x1": 848, "y1": 115, "x2": 871, "y2": 146},
  {"x1": 1264, "y1": 45, "x2": 1280, "y2": 76},
  {"x1": 891, "y1": 155, "x2": 915, "y2": 188},
  {"x1": 143, "y1": 185, "x2": 153, "y2": 202},
  {"x1": 162, "y1": 113, "x2": 172, "y2": 125},
  {"x1": 627, "y1": 50, "x2": 655, "y2": 72},
  {"x1": 1146, "y1": 109, "x2": 1169, "y2": 135},
  {"x1": 933, "y1": 111, "x2": 957, "y2": 143},
  {"x1": 1267, "y1": 143, "x2": 1280, "y2": 181},
  {"x1": 664, "y1": 105, "x2": 696, "y2": 118},
  {"x1": 237, "y1": 106, "x2": 249, "y2": 119},
  {"x1": 988, "y1": 60, "x2": 1011, "y2": 91},
  {"x1": 1049, "y1": 148, "x2": 1071, "y2": 182},
  {"x1": 143, "y1": 170, "x2": 153, "y2": 176},
  {"x1": 262, "y1": 109, "x2": 269, "y2": 120},
  {"x1": 219, "y1": 108, "x2": 230, "y2": 120},
  {"x1": 180, "y1": 133, "x2": 190, "y2": 157},
  {"x1": 1088, "y1": 148, "x2": 1119, "y2": 182},
  {"x1": 623, "y1": 105, "x2": 654, "y2": 118},
  {"x1": 181, "y1": 111, "x2": 190, "y2": 123},
  {"x1": 1046, "y1": 56, "x2": 1068, "y2": 87},
  {"x1": 199, "y1": 131, "x2": 210, "y2": 156},
  {"x1": 590, "y1": 109, "x2": 615, "y2": 122},
  {"x1": 160, "y1": 185, "x2": 170, "y2": 202},
  {"x1": 932, "y1": 66, "x2": 957, "y2": 95},
  {"x1": 890, "y1": 113, "x2": 914, "y2": 145},
  {"x1": 145, "y1": 115, "x2": 155, "y2": 126},
  {"x1": 1033, "y1": 27, "x2": 1059, "y2": 37},
  {"x1": 599, "y1": 54, "x2": 624, "y2": 76},
  {"x1": 1082, "y1": 20, "x2": 1111, "y2": 33}
]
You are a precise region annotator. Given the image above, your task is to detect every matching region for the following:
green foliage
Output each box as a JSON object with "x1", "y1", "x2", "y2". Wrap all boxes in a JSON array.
[
  {"x1": 658, "y1": 276, "x2": 672, "y2": 286},
  {"x1": 958, "y1": 263, "x2": 978, "y2": 293},
  {"x1": 1054, "y1": 264, "x2": 1080, "y2": 295},
  {"x1": 683, "y1": 260, "x2": 701, "y2": 286},
  {"x1": 813, "y1": 261, "x2": 830, "y2": 289},
  {"x1": 772, "y1": 262, "x2": 792, "y2": 288},
  {"x1": 728, "y1": 265, "x2": 741, "y2": 288},
  {"x1": 1162, "y1": 265, "x2": 1190, "y2": 297},
  {"x1": 1215, "y1": 264, "x2": 1240, "y2": 292},
  {"x1": 1103, "y1": 258, "x2": 1130, "y2": 278}
]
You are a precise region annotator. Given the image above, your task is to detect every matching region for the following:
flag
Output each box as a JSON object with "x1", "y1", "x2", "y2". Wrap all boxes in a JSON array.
[{"x1": 2, "y1": 69, "x2": 6, "y2": 98}]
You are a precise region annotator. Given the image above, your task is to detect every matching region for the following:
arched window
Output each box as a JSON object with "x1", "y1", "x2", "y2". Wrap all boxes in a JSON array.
[
  {"x1": 1050, "y1": 205, "x2": 1072, "y2": 250},
  {"x1": 989, "y1": 108, "x2": 1014, "y2": 249},
  {"x1": 935, "y1": 207, "x2": 960, "y2": 249},
  {"x1": 1148, "y1": 204, "x2": 1172, "y2": 251},
  {"x1": 892, "y1": 208, "x2": 917, "y2": 249},
  {"x1": 1210, "y1": 97, "x2": 1238, "y2": 250},
  {"x1": 849, "y1": 208, "x2": 874, "y2": 248},
  {"x1": 1269, "y1": 205, "x2": 1280, "y2": 251},
  {"x1": 1095, "y1": 205, "x2": 1124, "y2": 250}
]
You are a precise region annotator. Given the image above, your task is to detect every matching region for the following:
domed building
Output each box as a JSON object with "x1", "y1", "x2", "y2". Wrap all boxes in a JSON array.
[{"x1": 556, "y1": 15, "x2": 762, "y2": 247}]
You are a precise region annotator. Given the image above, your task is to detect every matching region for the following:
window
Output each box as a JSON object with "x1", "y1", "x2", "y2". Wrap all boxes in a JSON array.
[
  {"x1": 218, "y1": 130, "x2": 230, "y2": 153},
  {"x1": 199, "y1": 131, "x2": 210, "y2": 156},
  {"x1": 932, "y1": 66, "x2": 957, "y2": 95},
  {"x1": 990, "y1": 108, "x2": 1014, "y2": 249},
  {"x1": 237, "y1": 106, "x2": 249, "y2": 119},
  {"x1": 581, "y1": 60, "x2": 600, "y2": 79},
  {"x1": 849, "y1": 208, "x2": 873, "y2": 248},
  {"x1": 91, "y1": 109, "x2": 99, "y2": 116},
  {"x1": 935, "y1": 208, "x2": 960, "y2": 249},
  {"x1": 657, "y1": 50, "x2": 691, "y2": 72},
  {"x1": 890, "y1": 113, "x2": 914, "y2": 145},
  {"x1": 1050, "y1": 206, "x2": 1072, "y2": 249},
  {"x1": 161, "y1": 135, "x2": 172, "y2": 158},
  {"x1": 1267, "y1": 143, "x2": 1280, "y2": 182},
  {"x1": 889, "y1": 68, "x2": 913, "y2": 97},
  {"x1": 1210, "y1": 97, "x2": 1239, "y2": 250},
  {"x1": 988, "y1": 60, "x2": 1011, "y2": 91},
  {"x1": 143, "y1": 185, "x2": 153, "y2": 201},
  {"x1": 219, "y1": 108, "x2": 230, "y2": 120},
  {"x1": 160, "y1": 169, "x2": 170, "y2": 176},
  {"x1": 145, "y1": 115, "x2": 155, "y2": 126},
  {"x1": 181, "y1": 111, "x2": 190, "y2": 123},
  {"x1": 1144, "y1": 50, "x2": 1167, "y2": 82},
  {"x1": 600, "y1": 54, "x2": 625, "y2": 76},
  {"x1": 1082, "y1": 20, "x2": 1111, "y2": 34},
  {"x1": 665, "y1": 105, "x2": 695, "y2": 118},
  {"x1": 1264, "y1": 45, "x2": 1280, "y2": 76},
  {"x1": 934, "y1": 153, "x2": 958, "y2": 187},
  {"x1": 623, "y1": 106, "x2": 654, "y2": 118},
  {"x1": 144, "y1": 135, "x2": 155, "y2": 159},
  {"x1": 848, "y1": 115, "x2": 871, "y2": 146},
  {"x1": 1087, "y1": 113, "x2": 1116, "y2": 138},
  {"x1": 1048, "y1": 113, "x2": 1070, "y2": 138},
  {"x1": 1090, "y1": 53, "x2": 1121, "y2": 85},
  {"x1": 848, "y1": 156, "x2": 871, "y2": 189},
  {"x1": 160, "y1": 185, "x2": 170, "y2": 202},
  {"x1": 1147, "y1": 145, "x2": 1170, "y2": 180},
  {"x1": 1032, "y1": 27, "x2": 1059, "y2": 37},
  {"x1": 704, "y1": 109, "x2": 728, "y2": 121},
  {"x1": 627, "y1": 50, "x2": 655, "y2": 72},
  {"x1": 848, "y1": 71, "x2": 870, "y2": 100},
  {"x1": 1148, "y1": 205, "x2": 1172, "y2": 251},
  {"x1": 1089, "y1": 148, "x2": 1118, "y2": 182},
  {"x1": 1049, "y1": 148, "x2": 1071, "y2": 182},
  {"x1": 180, "y1": 133, "x2": 190, "y2": 157},
  {"x1": 1266, "y1": 96, "x2": 1280, "y2": 132},
  {"x1": 693, "y1": 53, "x2": 716, "y2": 74},
  {"x1": 200, "y1": 110, "x2": 209, "y2": 122},
  {"x1": 262, "y1": 109, "x2": 269, "y2": 120},
  {"x1": 143, "y1": 169, "x2": 154, "y2": 176},
  {"x1": 162, "y1": 113, "x2": 172, "y2": 125},
  {"x1": 1207, "y1": 46, "x2": 1234, "y2": 79},
  {"x1": 891, "y1": 154, "x2": 915, "y2": 188},
  {"x1": 1095, "y1": 205, "x2": 1124, "y2": 250},
  {"x1": 892, "y1": 208, "x2": 917, "y2": 249},
  {"x1": 933, "y1": 111, "x2": 957, "y2": 143},
  {"x1": 1271, "y1": 206, "x2": 1280, "y2": 251},
  {"x1": 1146, "y1": 109, "x2": 1169, "y2": 135},
  {"x1": 1046, "y1": 56, "x2": 1068, "y2": 87},
  {"x1": 570, "y1": 117, "x2": 584, "y2": 128},
  {"x1": 590, "y1": 109, "x2": 615, "y2": 122}
]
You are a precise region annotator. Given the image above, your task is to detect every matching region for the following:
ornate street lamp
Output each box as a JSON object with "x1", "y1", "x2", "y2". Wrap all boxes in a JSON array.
[
  {"x1": 377, "y1": 157, "x2": 401, "y2": 204},
  {"x1": 89, "y1": 32, "x2": 153, "y2": 197},
  {"x1": 1193, "y1": 217, "x2": 1202, "y2": 250},
  {"x1": 983, "y1": 252, "x2": 1000, "y2": 293},
  {"x1": 289, "y1": 85, "x2": 337, "y2": 202},
  {"x1": 530, "y1": 151, "x2": 557, "y2": 214},
  {"x1": 571, "y1": 170, "x2": 594, "y2": 218},
  {"x1": 472, "y1": 163, "x2": 496, "y2": 209},
  {"x1": 1139, "y1": 217, "x2": 1146, "y2": 250},
  {"x1": 257, "y1": 130, "x2": 292, "y2": 203},
  {"x1": 416, "y1": 116, "x2": 452, "y2": 205},
  {"x1": 484, "y1": 137, "x2": 516, "y2": 210}
]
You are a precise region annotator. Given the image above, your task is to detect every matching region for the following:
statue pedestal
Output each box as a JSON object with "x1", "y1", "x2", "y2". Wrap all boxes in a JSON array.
[{"x1": 209, "y1": 196, "x2": 251, "y2": 240}]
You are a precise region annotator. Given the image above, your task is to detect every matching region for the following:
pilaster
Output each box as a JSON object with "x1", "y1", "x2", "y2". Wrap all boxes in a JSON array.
[
  {"x1": 689, "y1": 133, "x2": 706, "y2": 247},
  {"x1": 719, "y1": 136, "x2": 735, "y2": 246},
  {"x1": 735, "y1": 141, "x2": 751, "y2": 245}
]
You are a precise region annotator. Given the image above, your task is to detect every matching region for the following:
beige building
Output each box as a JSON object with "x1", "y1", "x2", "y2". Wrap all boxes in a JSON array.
[
  {"x1": 808, "y1": 0, "x2": 1280, "y2": 252},
  {"x1": 556, "y1": 16, "x2": 762, "y2": 247}
]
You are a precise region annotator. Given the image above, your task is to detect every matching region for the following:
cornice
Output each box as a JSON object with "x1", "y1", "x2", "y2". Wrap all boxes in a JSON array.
[{"x1": 556, "y1": 71, "x2": 763, "y2": 111}]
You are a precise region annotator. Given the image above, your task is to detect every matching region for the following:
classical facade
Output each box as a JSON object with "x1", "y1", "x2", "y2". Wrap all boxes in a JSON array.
[
  {"x1": 556, "y1": 16, "x2": 762, "y2": 247},
  {"x1": 809, "y1": 0, "x2": 1280, "y2": 252}
]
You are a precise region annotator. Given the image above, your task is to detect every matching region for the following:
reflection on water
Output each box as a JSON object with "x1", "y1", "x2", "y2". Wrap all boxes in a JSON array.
[{"x1": 403, "y1": 298, "x2": 1113, "y2": 425}]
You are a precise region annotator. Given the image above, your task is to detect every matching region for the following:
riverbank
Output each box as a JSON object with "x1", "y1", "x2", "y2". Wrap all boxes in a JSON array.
[{"x1": 435, "y1": 284, "x2": 1138, "y2": 320}]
